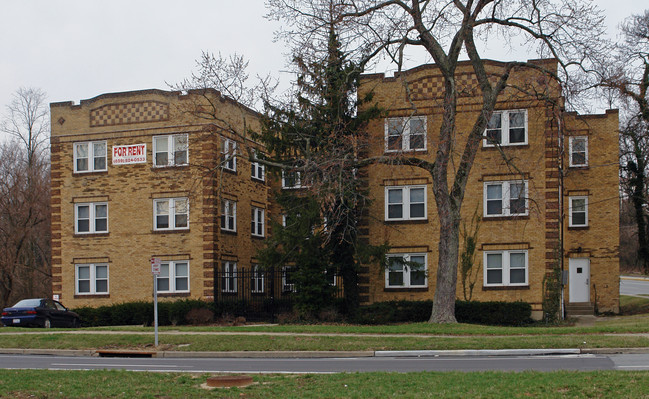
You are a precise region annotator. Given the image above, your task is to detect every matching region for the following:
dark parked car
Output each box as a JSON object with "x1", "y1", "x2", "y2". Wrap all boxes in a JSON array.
[{"x1": 1, "y1": 298, "x2": 81, "y2": 328}]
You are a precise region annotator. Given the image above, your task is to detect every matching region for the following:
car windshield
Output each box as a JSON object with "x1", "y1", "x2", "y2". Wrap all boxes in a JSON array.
[{"x1": 12, "y1": 299, "x2": 42, "y2": 308}]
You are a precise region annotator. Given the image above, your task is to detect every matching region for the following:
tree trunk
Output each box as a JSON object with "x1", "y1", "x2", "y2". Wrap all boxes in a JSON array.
[{"x1": 430, "y1": 205, "x2": 460, "y2": 322}]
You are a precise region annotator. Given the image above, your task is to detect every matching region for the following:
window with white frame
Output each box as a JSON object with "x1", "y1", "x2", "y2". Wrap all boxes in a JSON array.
[
  {"x1": 251, "y1": 149, "x2": 265, "y2": 181},
  {"x1": 484, "y1": 250, "x2": 528, "y2": 286},
  {"x1": 153, "y1": 198, "x2": 189, "y2": 231},
  {"x1": 569, "y1": 196, "x2": 588, "y2": 227},
  {"x1": 484, "y1": 180, "x2": 528, "y2": 217},
  {"x1": 153, "y1": 134, "x2": 188, "y2": 167},
  {"x1": 484, "y1": 110, "x2": 527, "y2": 146},
  {"x1": 282, "y1": 266, "x2": 296, "y2": 292},
  {"x1": 251, "y1": 207, "x2": 265, "y2": 237},
  {"x1": 221, "y1": 261, "x2": 237, "y2": 293},
  {"x1": 251, "y1": 264, "x2": 264, "y2": 293},
  {"x1": 157, "y1": 260, "x2": 189, "y2": 293},
  {"x1": 282, "y1": 170, "x2": 303, "y2": 189},
  {"x1": 75, "y1": 264, "x2": 108, "y2": 295},
  {"x1": 74, "y1": 141, "x2": 107, "y2": 173},
  {"x1": 385, "y1": 186, "x2": 427, "y2": 221},
  {"x1": 221, "y1": 199, "x2": 237, "y2": 232},
  {"x1": 385, "y1": 116, "x2": 427, "y2": 152},
  {"x1": 222, "y1": 138, "x2": 237, "y2": 171},
  {"x1": 385, "y1": 253, "x2": 427, "y2": 288},
  {"x1": 75, "y1": 203, "x2": 108, "y2": 234},
  {"x1": 569, "y1": 136, "x2": 588, "y2": 167}
]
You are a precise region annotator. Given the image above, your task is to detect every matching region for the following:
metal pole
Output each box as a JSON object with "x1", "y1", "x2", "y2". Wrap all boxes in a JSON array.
[{"x1": 153, "y1": 274, "x2": 158, "y2": 346}]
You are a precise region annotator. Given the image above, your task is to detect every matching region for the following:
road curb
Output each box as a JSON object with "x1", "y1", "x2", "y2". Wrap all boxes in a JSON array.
[
  {"x1": 159, "y1": 350, "x2": 374, "y2": 358},
  {"x1": 375, "y1": 348, "x2": 581, "y2": 357}
]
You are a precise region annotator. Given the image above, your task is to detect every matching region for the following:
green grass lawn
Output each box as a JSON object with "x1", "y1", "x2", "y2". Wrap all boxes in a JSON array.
[{"x1": 1, "y1": 370, "x2": 649, "y2": 398}]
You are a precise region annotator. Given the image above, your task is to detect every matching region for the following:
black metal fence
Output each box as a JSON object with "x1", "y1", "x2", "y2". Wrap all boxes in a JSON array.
[{"x1": 213, "y1": 266, "x2": 342, "y2": 322}]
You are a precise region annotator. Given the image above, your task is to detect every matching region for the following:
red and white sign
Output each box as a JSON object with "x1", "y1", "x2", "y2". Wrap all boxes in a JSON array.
[
  {"x1": 112, "y1": 144, "x2": 147, "y2": 165},
  {"x1": 151, "y1": 257, "x2": 161, "y2": 275}
]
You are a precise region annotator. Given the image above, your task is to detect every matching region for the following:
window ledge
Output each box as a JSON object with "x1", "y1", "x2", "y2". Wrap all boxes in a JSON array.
[
  {"x1": 158, "y1": 292, "x2": 191, "y2": 298},
  {"x1": 482, "y1": 215, "x2": 530, "y2": 221},
  {"x1": 151, "y1": 229, "x2": 189, "y2": 234},
  {"x1": 384, "y1": 219, "x2": 429, "y2": 225},
  {"x1": 74, "y1": 170, "x2": 108, "y2": 176},
  {"x1": 482, "y1": 285, "x2": 530, "y2": 291},
  {"x1": 251, "y1": 177, "x2": 266, "y2": 184},
  {"x1": 151, "y1": 165, "x2": 189, "y2": 171},
  {"x1": 222, "y1": 167, "x2": 238, "y2": 175},
  {"x1": 384, "y1": 287, "x2": 429, "y2": 292},
  {"x1": 568, "y1": 226, "x2": 589, "y2": 230},
  {"x1": 384, "y1": 149, "x2": 429, "y2": 155},
  {"x1": 74, "y1": 233, "x2": 109, "y2": 238},
  {"x1": 221, "y1": 229, "x2": 238, "y2": 236},
  {"x1": 74, "y1": 294, "x2": 109, "y2": 299},
  {"x1": 482, "y1": 144, "x2": 529, "y2": 150},
  {"x1": 251, "y1": 234, "x2": 265, "y2": 240}
]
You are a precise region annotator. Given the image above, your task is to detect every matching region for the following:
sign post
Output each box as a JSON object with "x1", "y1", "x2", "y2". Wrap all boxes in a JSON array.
[{"x1": 151, "y1": 257, "x2": 161, "y2": 346}]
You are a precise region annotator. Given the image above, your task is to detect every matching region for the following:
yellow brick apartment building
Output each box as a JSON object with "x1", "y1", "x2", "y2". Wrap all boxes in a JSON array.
[
  {"x1": 51, "y1": 59, "x2": 620, "y2": 318},
  {"x1": 357, "y1": 59, "x2": 620, "y2": 317}
]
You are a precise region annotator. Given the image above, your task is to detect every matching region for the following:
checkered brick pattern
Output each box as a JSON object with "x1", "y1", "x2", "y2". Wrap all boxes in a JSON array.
[
  {"x1": 409, "y1": 73, "x2": 499, "y2": 100},
  {"x1": 90, "y1": 101, "x2": 169, "y2": 127}
]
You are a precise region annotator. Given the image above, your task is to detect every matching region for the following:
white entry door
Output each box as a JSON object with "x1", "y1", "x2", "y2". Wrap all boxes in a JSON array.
[{"x1": 569, "y1": 258, "x2": 590, "y2": 303}]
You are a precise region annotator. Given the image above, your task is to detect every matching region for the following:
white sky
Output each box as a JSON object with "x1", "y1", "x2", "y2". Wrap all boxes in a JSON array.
[{"x1": 0, "y1": 0, "x2": 645, "y2": 127}]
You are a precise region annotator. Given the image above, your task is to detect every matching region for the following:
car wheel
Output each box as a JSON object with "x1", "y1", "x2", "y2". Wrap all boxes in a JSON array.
[{"x1": 44, "y1": 318, "x2": 51, "y2": 329}]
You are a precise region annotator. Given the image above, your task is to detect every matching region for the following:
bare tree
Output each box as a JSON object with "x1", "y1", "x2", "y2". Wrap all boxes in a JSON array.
[
  {"x1": 267, "y1": 0, "x2": 606, "y2": 322},
  {"x1": 0, "y1": 88, "x2": 51, "y2": 307},
  {"x1": 601, "y1": 10, "x2": 649, "y2": 273}
]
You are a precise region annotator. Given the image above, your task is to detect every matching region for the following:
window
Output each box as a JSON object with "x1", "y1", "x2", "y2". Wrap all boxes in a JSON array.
[
  {"x1": 75, "y1": 203, "x2": 108, "y2": 234},
  {"x1": 222, "y1": 138, "x2": 237, "y2": 171},
  {"x1": 251, "y1": 264, "x2": 264, "y2": 293},
  {"x1": 74, "y1": 141, "x2": 107, "y2": 173},
  {"x1": 484, "y1": 110, "x2": 527, "y2": 146},
  {"x1": 221, "y1": 199, "x2": 237, "y2": 232},
  {"x1": 484, "y1": 250, "x2": 528, "y2": 286},
  {"x1": 483, "y1": 180, "x2": 528, "y2": 217},
  {"x1": 385, "y1": 186, "x2": 427, "y2": 221},
  {"x1": 157, "y1": 261, "x2": 189, "y2": 293},
  {"x1": 251, "y1": 149, "x2": 265, "y2": 181},
  {"x1": 75, "y1": 264, "x2": 108, "y2": 295},
  {"x1": 251, "y1": 207, "x2": 265, "y2": 237},
  {"x1": 222, "y1": 261, "x2": 237, "y2": 293},
  {"x1": 153, "y1": 134, "x2": 188, "y2": 167},
  {"x1": 282, "y1": 266, "x2": 296, "y2": 292},
  {"x1": 282, "y1": 170, "x2": 303, "y2": 189},
  {"x1": 385, "y1": 116, "x2": 427, "y2": 152},
  {"x1": 153, "y1": 198, "x2": 189, "y2": 231},
  {"x1": 569, "y1": 196, "x2": 588, "y2": 227},
  {"x1": 569, "y1": 136, "x2": 588, "y2": 167},
  {"x1": 385, "y1": 254, "x2": 427, "y2": 288}
]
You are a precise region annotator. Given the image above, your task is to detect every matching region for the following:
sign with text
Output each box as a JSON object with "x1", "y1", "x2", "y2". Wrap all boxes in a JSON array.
[
  {"x1": 112, "y1": 144, "x2": 147, "y2": 165},
  {"x1": 151, "y1": 257, "x2": 161, "y2": 275}
]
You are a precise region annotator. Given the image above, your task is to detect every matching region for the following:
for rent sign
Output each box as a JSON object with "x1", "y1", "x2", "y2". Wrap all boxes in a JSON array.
[{"x1": 112, "y1": 144, "x2": 147, "y2": 165}]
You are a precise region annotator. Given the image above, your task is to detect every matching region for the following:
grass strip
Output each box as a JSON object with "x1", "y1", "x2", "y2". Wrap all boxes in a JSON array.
[
  {"x1": 1, "y1": 369, "x2": 649, "y2": 398},
  {"x1": 0, "y1": 333, "x2": 647, "y2": 351}
]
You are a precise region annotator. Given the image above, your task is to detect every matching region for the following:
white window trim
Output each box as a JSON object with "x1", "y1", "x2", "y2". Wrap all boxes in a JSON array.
[
  {"x1": 153, "y1": 134, "x2": 189, "y2": 167},
  {"x1": 483, "y1": 180, "x2": 529, "y2": 218},
  {"x1": 569, "y1": 196, "x2": 589, "y2": 227},
  {"x1": 251, "y1": 149, "x2": 265, "y2": 181},
  {"x1": 384, "y1": 116, "x2": 427, "y2": 152},
  {"x1": 385, "y1": 253, "x2": 428, "y2": 288},
  {"x1": 251, "y1": 207, "x2": 265, "y2": 237},
  {"x1": 74, "y1": 141, "x2": 107, "y2": 173},
  {"x1": 157, "y1": 260, "x2": 190, "y2": 293},
  {"x1": 222, "y1": 261, "x2": 238, "y2": 293},
  {"x1": 75, "y1": 263, "x2": 109, "y2": 295},
  {"x1": 221, "y1": 199, "x2": 237, "y2": 232},
  {"x1": 153, "y1": 198, "x2": 189, "y2": 231},
  {"x1": 483, "y1": 109, "x2": 528, "y2": 147},
  {"x1": 282, "y1": 170, "x2": 304, "y2": 189},
  {"x1": 251, "y1": 264, "x2": 265, "y2": 293},
  {"x1": 75, "y1": 202, "x2": 109, "y2": 234},
  {"x1": 569, "y1": 136, "x2": 589, "y2": 167},
  {"x1": 282, "y1": 266, "x2": 296, "y2": 292},
  {"x1": 384, "y1": 185, "x2": 427, "y2": 221},
  {"x1": 222, "y1": 138, "x2": 237, "y2": 171},
  {"x1": 483, "y1": 250, "x2": 529, "y2": 287}
]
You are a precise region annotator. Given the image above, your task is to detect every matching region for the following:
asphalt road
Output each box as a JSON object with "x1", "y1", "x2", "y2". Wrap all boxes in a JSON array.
[
  {"x1": 621, "y1": 277, "x2": 649, "y2": 296},
  {"x1": 3, "y1": 353, "x2": 649, "y2": 373}
]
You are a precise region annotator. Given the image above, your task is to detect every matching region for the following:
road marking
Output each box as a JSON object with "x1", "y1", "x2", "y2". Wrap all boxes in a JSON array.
[{"x1": 51, "y1": 363, "x2": 190, "y2": 368}]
